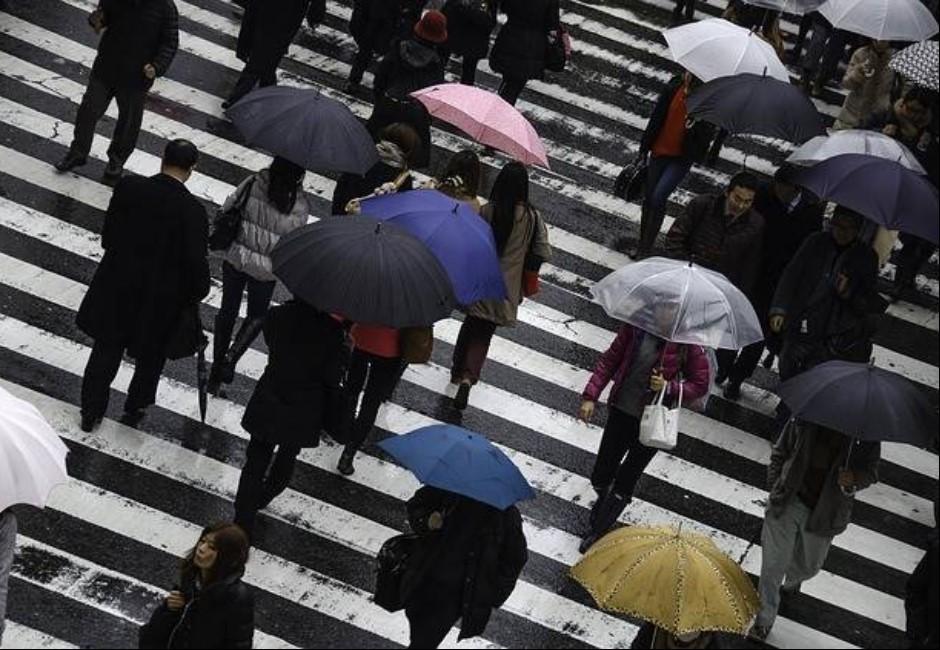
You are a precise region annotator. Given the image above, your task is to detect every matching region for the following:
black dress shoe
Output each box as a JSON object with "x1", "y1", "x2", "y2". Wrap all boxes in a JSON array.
[
  {"x1": 80, "y1": 413, "x2": 102, "y2": 433},
  {"x1": 723, "y1": 380, "x2": 742, "y2": 401},
  {"x1": 121, "y1": 408, "x2": 146, "y2": 427},
  {"x1": 103, "y1": 159, "x2": 124, "y2": 181},
  {"x1": 55, "y1": 153, "x2": 87, "y2": 173},
  {"x1": 337, "y1": 448, "x2": 356, "y2": 476}
]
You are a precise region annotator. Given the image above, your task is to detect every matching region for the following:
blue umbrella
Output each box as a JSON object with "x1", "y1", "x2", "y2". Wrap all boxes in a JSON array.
[
  {"x1": 359, "y1": 190, "x2": 507, "y2": 305},
  {"x1": 378, "y1": 425, "x2": 535, "y2": 510}
]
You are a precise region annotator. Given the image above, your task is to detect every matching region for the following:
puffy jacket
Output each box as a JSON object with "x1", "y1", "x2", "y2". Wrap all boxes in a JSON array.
[
  {"x1": 582, "y1": 325, "x2": 710, "y2": 406},
  {"x1": 220, "y1": 170, "x2": 310, "y2": 282}
]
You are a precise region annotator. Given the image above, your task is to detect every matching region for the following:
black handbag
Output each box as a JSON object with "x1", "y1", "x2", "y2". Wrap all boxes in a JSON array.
[
  {"x1": 374, "y1": 533, "x2": 420, "y2": 612},
  {"x1": 209, "y1": 178, "x2": 254, "y2": 252},
  {"x1": 613, "y1": 155, "x2": 648, "y2": 202}
]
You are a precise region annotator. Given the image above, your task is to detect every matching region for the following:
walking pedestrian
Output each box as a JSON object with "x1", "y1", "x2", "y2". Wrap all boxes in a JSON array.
[
  {"x1": 670, "y1": 0, "x2": 697, "y2": 26},
  {"x1": 434, "y1": 149, "x2": 483, "y2": 212},
  {"x1": 235, "y1": 300, "x2": 349, "y2": 536},
  {"x1": 222, "y1": 0, "x2": 310, "y2": 108},
  {"x1": 801, "y1": 15, "x2": 854, "y2": 97},
  {"x1": 889, "y1": 233, "x2": 937, "y2": 302},
  {"x1": 441, "y1": 0, "x2": 498, "y2": 86},
  {"x1": 631, "y1": 622, "x2": 720, "y2": 649},
  {"x1": 0, "y1": 509, "x2": 14, "y2": 645},
  {"x1": 833, "y1": 40, "x2": 895, "y2": 130},
  {"x1": 345, "y1": 1, "x2": 420, "y2": 93},
  {"x1": 450, "y1": 162, "x2": 551, "y2": 410},
  {"x1": 632, "y1": 72, "x2": 716, "y2": 259},
  {"x1": 209, "y1": 156, "x2": 310, "y2": 395},
  {"x1": 786, "y1": 12, "x2": 816, "y2": 64},
  {"x1": 77, "y1": 140, "x2": 209, "y2": 433},
  {"x1": 54, "y1": 0, "x2": 179, "y2": 180},
  {"x1": 488, "y1": 0, "x2": 561, "y2": 106},
  {"x1": 749, "y1": 420, "x2": 880, "y2": 641},
  {"x1": 139, "y1": 522, "x2": 254, "y2": 649},
  {"x1": 399, "y1": 486, "x2": 528, "y2": 649},
  {"x1": 718, "y1": 166, "x2": 824, "y2": 400},
  {"x1": 577, "y1": 319, "x2": 711, "y2": 553},
  {"x1": 332, "y1": 123, "x2": 419, "y2": 215}
]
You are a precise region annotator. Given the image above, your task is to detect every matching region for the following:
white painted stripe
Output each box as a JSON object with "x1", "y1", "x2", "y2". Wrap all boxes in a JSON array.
[{"x1": 0, "y1": 621, "x2": 77, "y2": 650}]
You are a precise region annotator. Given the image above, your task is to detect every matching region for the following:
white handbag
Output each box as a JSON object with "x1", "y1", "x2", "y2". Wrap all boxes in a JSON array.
[{"x1": 639, "y1": 381, "x2": 682, "y2": 450}]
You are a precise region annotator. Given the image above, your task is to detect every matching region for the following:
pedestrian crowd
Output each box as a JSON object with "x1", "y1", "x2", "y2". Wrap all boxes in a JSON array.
[{"x1": 0, "y1": 0, "x2": 938, "y2": 649}]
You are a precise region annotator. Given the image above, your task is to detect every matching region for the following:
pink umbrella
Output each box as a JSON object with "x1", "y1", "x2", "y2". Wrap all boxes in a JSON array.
[{"x1": 410, "y1": 83, "x2": 550, "y2": 169}]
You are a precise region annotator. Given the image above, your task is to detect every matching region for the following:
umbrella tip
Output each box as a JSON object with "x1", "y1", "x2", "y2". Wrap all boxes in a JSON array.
[{"x1": 374, "y1": 222, "x2": 381, "y2": 235}]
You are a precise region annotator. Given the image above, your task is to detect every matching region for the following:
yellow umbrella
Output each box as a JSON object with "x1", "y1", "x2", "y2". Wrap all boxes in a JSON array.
[{"x1": 570, "y1": 525, "x2": 759, "y2": 635}]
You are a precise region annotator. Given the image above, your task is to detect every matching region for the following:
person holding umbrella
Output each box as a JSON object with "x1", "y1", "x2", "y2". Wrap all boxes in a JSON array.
[
  {"x1": 433, "y1": 149, "x2": 483, "y2": 213},
  {"x1": 332, "y1": 123, "x2": 419, "y2": 215}
]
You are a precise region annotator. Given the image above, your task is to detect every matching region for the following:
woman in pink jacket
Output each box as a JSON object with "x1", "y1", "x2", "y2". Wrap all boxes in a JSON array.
[{"x1": 578, "y1": 324, "x2": 710, "y2": 552}]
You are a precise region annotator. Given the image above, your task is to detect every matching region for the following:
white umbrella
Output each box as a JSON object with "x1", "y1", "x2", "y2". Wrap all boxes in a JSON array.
[
  {"x1": 819, "y1": 0, "x2": 939, "y2": 42},
  {"x1": 663, "y1": 18, "x2": 791, "y2": 83},
  {"x1": 590, "y1": 257, "x2": 764, "y2": 350},
  {"x1": 0, "y1": 386, "x2": 69, "y2": 512},
  {"x1": 787, "y1": 130, "x2": 927, "y2": 174},
  {"x1": 890, "y1": 41, "x2": 940, "y2": 91},
  {"x1": 741, "y1": 0, "x2": 826, "y2": 14}
]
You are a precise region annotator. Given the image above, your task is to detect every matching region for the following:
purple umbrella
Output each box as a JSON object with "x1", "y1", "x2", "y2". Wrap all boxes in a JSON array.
[{"x1": 789, "y1": 154, "x2": 939, "y2": 244}]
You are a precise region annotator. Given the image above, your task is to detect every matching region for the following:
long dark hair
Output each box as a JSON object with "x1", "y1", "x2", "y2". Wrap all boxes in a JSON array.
[
  {"x1": 438, "y1": 150, "x2": 482, "y2": 199},
  {"x1": 180, "y1": 522, "x2": 249, "y2": 588},
  {"x1": 267, "y1": 156, "x2": 305, "y2": 214},
  {"x1": 489, "y1": 162, "x2": 529, "y2": 256}
]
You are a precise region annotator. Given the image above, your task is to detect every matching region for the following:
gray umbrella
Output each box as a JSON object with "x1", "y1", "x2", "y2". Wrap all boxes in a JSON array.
[
  {"x1": 271, "y1": 216, "x2": 456, "y2": 328},
  {"x1": 777, "y1": 361, "x2": 937, "y2": 445},
  {"x1": 226, "y1": 86, "x2": 378, "y2": 175}
]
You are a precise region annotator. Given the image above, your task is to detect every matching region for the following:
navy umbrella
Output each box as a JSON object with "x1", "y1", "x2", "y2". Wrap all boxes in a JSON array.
[
  {"x1": 687, "y1": 73, "x2": 826, "y2": 144},
  {"x1": 226, "y1": 86, "x2": 378, "y2": 175},
  {"x1": 271, "y1": 216, "x2": 456, "y2": 328},
  {"x1": 777, "y1": 361, "x2": 937, "y2": 446},
  {"x1": 789, "y1": 153, "x2": 939, "y2": 244}
]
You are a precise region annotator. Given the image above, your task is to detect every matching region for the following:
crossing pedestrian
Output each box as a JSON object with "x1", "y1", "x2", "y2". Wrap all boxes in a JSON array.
[
  {"x1": 890, "y1": 233, "x2": 938, "y2": 302},
  {"x1": 450, "y1": 162, "x2": 552, "y2": 410},
  {"x1": 577, "y1": 321, "x2": 711, "y2": 553},
  {"x1": 76, "y1": 140, "x2": 209, "y2": 433},
  {"x1": 800, "y1": 15, "x2": 855, "y2": 97},
  {"x1": 489, "y1": 0, "x2": 561, "y2": 106},
  {"x1": 399, "y1": 486, "x2": 528, "y2": 649},
  {"x1": 54, "y1": 0, "x2": 179, "y2": 180},
  {"x1": 833, "y1": 40, "x2": 896, "y2": 130},
  {"x1": 0, "y1": 509, "x2": 14, "y2": 646},
  {"x1": 139, "y1": 522, "x2": 254, "y2": 649},
  {"x1": 670, "y1": 0, "x2": 697, "y2": 26},
  {"x1": 750, "y1": 420, "x2": 880, "y2": 641},
  {"x1": 346, "y1": 1, "x2": 421, "y2": 93},
  {"x1": 235, "y1": 300, "x2": 349, "y2": 536},
  {"x1": 209, "y1": 157, "x2": 310, "y2": 395},
  {"x1": 332, "y1": 123, "x2": 420, "y2": 215},
  {"x1": 434, "y1": 149, "x2": 483, "y2": 212},
  {"x1": 440, "y1": 0, "x2": 499, "y2": 86}
]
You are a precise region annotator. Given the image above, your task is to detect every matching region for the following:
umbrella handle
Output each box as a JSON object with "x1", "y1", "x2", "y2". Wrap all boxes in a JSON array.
[
  {"x1": 344, "y1": 170, "x2": 412, "y2": 214},
  {"x1": 840, "y1": 438, "x2": 856, "y2": 495}
]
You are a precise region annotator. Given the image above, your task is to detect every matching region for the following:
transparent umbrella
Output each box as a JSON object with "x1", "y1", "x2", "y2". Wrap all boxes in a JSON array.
[
  {"x1": 590, "y1": 258, "x2": 763, "y2": 349},
  {"x1": 787, "y1": 130, "x2": 926, "y2": 175}
]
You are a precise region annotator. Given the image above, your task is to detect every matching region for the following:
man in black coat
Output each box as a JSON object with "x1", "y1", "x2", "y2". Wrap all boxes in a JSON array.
[
  {"x1": 77, "y1": 140, "x2": 209, "y2": 432},
  {"x1": 55, "y1": 0, "x2": 179, "y2": 181},
  {"x1": 489, "y1": 0, "x2": 560, "y2": 106},
  {"x1": 441, "y1": 0, "x2": 498, "y2": 86},
  {"x1": 345, "y1": 0, "x2": 429, "y2": 93}
]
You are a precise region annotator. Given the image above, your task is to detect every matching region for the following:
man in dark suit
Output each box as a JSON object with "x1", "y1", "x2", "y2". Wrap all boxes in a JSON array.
[{"x1": 77, "y1": 140, "x2": 210, "y2": 432}]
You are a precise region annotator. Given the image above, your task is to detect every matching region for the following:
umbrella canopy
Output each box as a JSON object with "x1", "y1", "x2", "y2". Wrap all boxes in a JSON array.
[
  {"x1": 787, "y1": 130, "x2": 926, "y2": 174},
  {"x1": 687, "y1": 73, "x2": 826, "y2": 143},
  {"x1": 358, "y1": 190, "x2": 507, "y2": 305},
  {"x1": 890, "y1": 41, "x2": 940, "y2": 91},
  {"x1": 271, "y1": 216, "x2": 456, "y2": 328},
  {"x1": 226, "y1": 86, "x2": 379, "y2": 175},
  {"x1": 663, "y1": 18, "x2": 790, "y2": 83},
  {"x1": 777, "y1": 361, "x2": 937, "y2": 445},
  {"x1": 590, "y1": 257, "x2": 763, "y2": 350},
  {"x1": 570, "y1": 525, "x2": 760, "y2": 635},
  {"x1": 0, "y1": 385, "x2": 69, "y2": 512},
  {"x1": 819, "y1": 0, "x2": 939, "y2": 42},
  {"x1": 789, "y1": 153, "x2": 939, "y2": 243},
  {"x1": 741, "y1": 0, "x2": 825, "y2": 13},
  {"x1": 411, "y1": 84, "x2": 550, "y2": 168},
  {"x1": 378, "y1": 425, "x2": 536, "y2": 510}
]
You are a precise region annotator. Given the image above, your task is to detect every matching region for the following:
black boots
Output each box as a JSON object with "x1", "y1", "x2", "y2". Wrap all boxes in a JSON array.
[
  {"x1": 580, "y1": 490, "x2": 631, "y2": 553},
  {"x1": 210, "y1": 317, "x2": 265, "y2": 394},
  {"x1": 337, "y1": 447, "x2": 356, "y2": 476}
]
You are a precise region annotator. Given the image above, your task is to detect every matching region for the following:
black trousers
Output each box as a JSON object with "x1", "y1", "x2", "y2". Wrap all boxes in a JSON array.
[
  {"x1": 441, "y1": 50, "x2": 483, "y2": 86},
  {"x1": 345, "y1": 349, "x2": 404, "y2": 451},
  {"x1": 405, "y1": 586, "x2": 462, "y2": 649},
  {"x1": 716, "y1": 342, "x2": 766, "y2": 386},
  {"x1": 590, "y1": 407, "x2": 657, "y2": 497},
  {"x1": 69, "y1": 75, "x2": 146, "y2": 165},
  {"x1": 80, "y1": 339, "x2": 167, "y2": 418},
  {"x1": 234, "y1": 437, "x2": 301, "y2": 535},
  {"x1": 213, "y1": 262, "x2": 276, "y2": 364},
  {"x1": 498, "y1": 77, "x2": 527, "y2": 106},
  {"x1": 672, "y1": 0, "x2": 695, "y2": 20},
  {"x1": 228, "y1": 54, "x2": 279, "y2": 105}
]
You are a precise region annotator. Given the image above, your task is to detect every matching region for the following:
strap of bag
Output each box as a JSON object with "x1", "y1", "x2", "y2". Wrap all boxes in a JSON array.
[{"x1": 235, "y1": 177, "x2": 255, "y2": 211}]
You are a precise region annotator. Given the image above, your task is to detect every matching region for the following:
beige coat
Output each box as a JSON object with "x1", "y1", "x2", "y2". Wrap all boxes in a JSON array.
[
  {"x1": 467, "y1": 203, "x2": 551, "y2": 326},
  {"x1": 835, "y1": 46, "x2": 895, "y2": 130}
]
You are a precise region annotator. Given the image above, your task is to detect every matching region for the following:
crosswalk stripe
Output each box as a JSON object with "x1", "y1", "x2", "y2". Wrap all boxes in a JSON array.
[{"x1": 0, "y1": 621, "x2": 78, "y2": 650}]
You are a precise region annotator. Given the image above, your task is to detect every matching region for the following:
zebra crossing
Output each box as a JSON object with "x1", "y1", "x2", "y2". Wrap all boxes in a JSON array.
[{"x1": 0, "y1": 0, "x2": 936, "y2": 647}]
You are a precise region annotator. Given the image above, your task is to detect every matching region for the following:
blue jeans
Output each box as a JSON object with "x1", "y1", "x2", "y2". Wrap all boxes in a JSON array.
[{"x1": 640, "y1": 155, "x2": 691, "y2": 255}]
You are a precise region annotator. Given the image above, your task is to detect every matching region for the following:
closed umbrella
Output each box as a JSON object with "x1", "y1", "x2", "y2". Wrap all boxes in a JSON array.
[
  {"x1": 226, "y1": 86, "x2": 378, "y2": 174},
  {"x1": 358, "y1": 189, "x2": 507, "y2": 304},
  {"x1": 787, "y1": 130, "x2": 926, "y2": 174},
  {"x1": 890, "y1": 41, "x2": 940, "y2": 92},
  {"x1": 590, "y1": 257, "x2": 763, "y2": 350},
  {"x1": 687, "y1": 73, "x2": 826, "y2": 143},
  {"x1": 741, "y1": 0, "x2": 825, "y2": 14},
  {"x1": 819, "y1": 0, "x2": 939, "y2": 42},
  {"x1": 789, "y1": 153, "x2": 939, "y2": 243},
  {"x1": 271, "y1": 216, "x2": 456, "y2": 327},
  {"x1": 777, "y1": 360, "x2": 937, "y2": 445},
  {"x1": 663, "y1": 18, "x2": 790, "y2": 83},
  {"x1": 0, "y1": 385, "x2": 69, "y2": 512},
  {"x1": 378, "y1": 425, "x2": 535, "y2": 510},
  {"x1": 411, "y1": 84, "x2": 550, "y2": 168}
]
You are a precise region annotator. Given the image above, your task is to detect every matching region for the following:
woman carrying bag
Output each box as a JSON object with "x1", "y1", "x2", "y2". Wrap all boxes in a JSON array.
[{"x1": 577, "y1": 323, "x2": 710, "y2": 553}]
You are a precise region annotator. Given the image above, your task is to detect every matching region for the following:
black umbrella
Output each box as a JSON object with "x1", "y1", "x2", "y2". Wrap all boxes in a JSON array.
[
  {"x1": 197, "y1": 334, "x2": 209, "y2": 423},
  {"x1": 777, "y1": 360, "x2": 937, "y2": 446},
  {"x1": 687, "y1": 73, "x2": 826, "y2": 144},
  {"x1": 271, "y1": 216, "x2": 456, "y2": 328}
]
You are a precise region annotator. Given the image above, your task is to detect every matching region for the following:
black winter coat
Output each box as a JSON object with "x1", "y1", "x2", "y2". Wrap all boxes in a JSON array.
[
  {"x1": 373, "y1": 38, "x2": 445, "y2": 101},
  {"x1": 332, "y1": 161, "x2": 415, "y2": 215},
  {"x1": 236, "y1": 0, "x2": 309, "y2": 69},
  {"x1": 489, "y1": 0, "x2": 560, "y2": 81},
  {"x1": 241, "y1": 301, "x2": 348, "y2": 448},
  {"x1": 92, "y1": 0, "x2": 179, "y2": 91},
  {"x1": 77, "y1": 174, "x2": 210, "y2": 358},
  {"x1": 640, "y1": 76, "x2": 716, "y2": 164},
  {"x1": 350, "y1": 0, "x2": 426, "y2": 55},
  {"x1": 444, "y1": 0, "x2": 498, "y2": 61},
  {"x1": 402, "y1": 487, "x2": 528, "y2": 640},
  {"x1": 138, "y1": 574, "x2": 254, "y2": 649}
]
